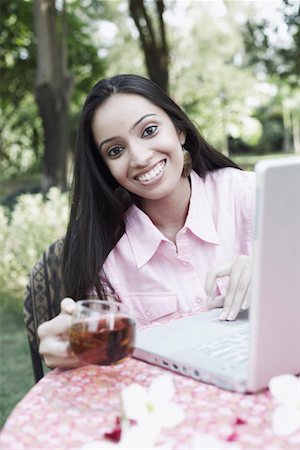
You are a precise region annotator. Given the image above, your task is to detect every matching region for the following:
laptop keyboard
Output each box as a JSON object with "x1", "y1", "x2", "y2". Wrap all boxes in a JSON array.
[{"x1": 193, "y1": 330, "x2": 249, "y2": 364}]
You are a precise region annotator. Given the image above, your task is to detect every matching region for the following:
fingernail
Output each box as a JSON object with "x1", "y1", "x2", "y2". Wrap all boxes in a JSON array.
[
  {"x1": 242, "y1": 301, "x2": 248, "y2": 310},
  {"x1": 219, "y1": 312, "x2": 227, "y2": 320}
]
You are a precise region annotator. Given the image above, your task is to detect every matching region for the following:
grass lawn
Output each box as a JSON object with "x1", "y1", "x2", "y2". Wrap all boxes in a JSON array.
[{"x1": 0, "y1": 305, "x2": 35, "y2": 428}]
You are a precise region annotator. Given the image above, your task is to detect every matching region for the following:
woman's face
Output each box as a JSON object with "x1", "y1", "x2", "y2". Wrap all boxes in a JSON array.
[{"x1": 92, "y1": 93, "x2": 186, "y2": 202}]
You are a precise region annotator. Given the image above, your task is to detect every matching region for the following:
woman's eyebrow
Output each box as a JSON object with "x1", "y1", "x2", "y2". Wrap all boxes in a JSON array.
[
  {"x1": 98, "y1": 113, "x2": 158, "y2": 151},
  {"x1": 130, "y1": 113, "x2": 158, "y2": 131},
  {"x1": 99, "y1": 136, "x2": 118, "y2": 151}
]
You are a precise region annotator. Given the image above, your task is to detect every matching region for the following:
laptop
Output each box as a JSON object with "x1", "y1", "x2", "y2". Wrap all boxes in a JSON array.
[{"x1": 133, "y1": 157, "x2": 300, "y2": 393}]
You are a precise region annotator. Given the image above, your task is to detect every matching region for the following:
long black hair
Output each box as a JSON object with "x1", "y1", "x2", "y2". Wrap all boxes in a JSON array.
[{"x1": 62, "y1": 74, "x2": 240, "y2": 300}]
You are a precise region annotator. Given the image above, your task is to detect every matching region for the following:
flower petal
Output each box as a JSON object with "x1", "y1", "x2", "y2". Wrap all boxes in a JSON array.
[
  {"x1": 104, "y1": 417, "x2": 122, "y2": 443},
  {"x1": 156, "y1": 402, "x2": 185, "y2": 428},
  {"x1": 149, "y1": 374, "x2": 175, "y2": 404},
  {"x1": 121, "y1": 383, "x2": 148, "y2": 420},
  {"x1": 269, "y1": 374, "x2": 300, "y2": 406},
  {"x1": 235, "y1": 417, "x2": 247, "y2": 425},
  {"x1": 272, "y1": 405, "x2": 300, "y2": 436},
  {"x1": 121, "y1": 419, "x2": 161, "y2": 448}
]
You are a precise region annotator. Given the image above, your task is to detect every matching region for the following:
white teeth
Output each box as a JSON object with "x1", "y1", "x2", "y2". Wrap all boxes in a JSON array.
[{"x1": 136, "y1": 161, "x2": 165, "y2": 182}]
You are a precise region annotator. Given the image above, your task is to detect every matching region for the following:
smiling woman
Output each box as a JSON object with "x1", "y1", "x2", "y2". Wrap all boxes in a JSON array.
[
  {"x1": 37, "y1": 74, "x2": 256, "y2": 371},
  {"x1": 92, "y1": 93, "x2": 186, "y2": 202}
]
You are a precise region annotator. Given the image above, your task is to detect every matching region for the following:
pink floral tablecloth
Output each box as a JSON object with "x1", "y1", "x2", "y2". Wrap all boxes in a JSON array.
[{"x1": 0, "y1": 358, "x2": 299, "y2": 449}]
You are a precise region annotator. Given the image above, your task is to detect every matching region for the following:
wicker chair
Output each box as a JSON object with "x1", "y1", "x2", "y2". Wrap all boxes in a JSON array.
[{"x1": 23, "y1": 237, "x2": 65, "y2": 382}]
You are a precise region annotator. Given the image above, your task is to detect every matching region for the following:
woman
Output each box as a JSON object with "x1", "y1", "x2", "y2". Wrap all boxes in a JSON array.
[{"x1": 38, "y1": 74, "x2": 255, "y2": 369}]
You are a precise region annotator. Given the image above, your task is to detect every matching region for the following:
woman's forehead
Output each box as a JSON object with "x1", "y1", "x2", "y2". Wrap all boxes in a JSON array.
[
  {"x1": 97, "y1": 93, "x2": 161, "y2": 115},
  {"x1": 92, "y1": 93, "x2": 167, "y2": 132}
]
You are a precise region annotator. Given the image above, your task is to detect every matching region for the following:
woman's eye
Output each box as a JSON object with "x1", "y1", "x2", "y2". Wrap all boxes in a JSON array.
[
  {"x1": 142, "y1": 125, "x2": 157, "y2": 138},
  {"x1": 107, "y1": 146, "x2": 124, "y2": 158}
]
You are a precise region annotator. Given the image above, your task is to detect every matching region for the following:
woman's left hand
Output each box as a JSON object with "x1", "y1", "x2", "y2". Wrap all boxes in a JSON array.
[{"x1": 205, "y1": 255, "x2": 252, "y2": 321}]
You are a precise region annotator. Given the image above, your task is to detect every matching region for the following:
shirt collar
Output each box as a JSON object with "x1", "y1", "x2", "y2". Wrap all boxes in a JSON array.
[
  {"x1": 125, "y1": 205, "x2": 165, "y2": 268},
  {"x1": 124, "y1": 170, "x2": 219, "y2": 268}
]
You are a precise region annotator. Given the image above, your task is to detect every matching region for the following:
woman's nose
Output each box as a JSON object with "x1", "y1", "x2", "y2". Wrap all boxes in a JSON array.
[{"x1": 128, "y1": 143, "x2": 153, "y2": 168}]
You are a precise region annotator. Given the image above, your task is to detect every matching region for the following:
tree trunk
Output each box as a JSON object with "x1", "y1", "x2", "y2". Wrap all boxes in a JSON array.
[
  {"x1": 33, "y1": 0, "x2": 72, "y2": 191},
  {"x1": 129, "y1": 0, "x2": 169, "y2": 93}
]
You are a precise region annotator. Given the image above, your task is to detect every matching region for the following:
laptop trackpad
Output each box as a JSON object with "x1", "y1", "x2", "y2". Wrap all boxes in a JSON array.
[{"x1": 135, "y1": 309, "x2": 249, "y2": 355}]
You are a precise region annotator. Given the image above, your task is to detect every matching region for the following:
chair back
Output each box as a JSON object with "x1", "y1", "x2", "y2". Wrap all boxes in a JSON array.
[{"x1": 24, "y1": 237, "x2": 65, "y2": 382}]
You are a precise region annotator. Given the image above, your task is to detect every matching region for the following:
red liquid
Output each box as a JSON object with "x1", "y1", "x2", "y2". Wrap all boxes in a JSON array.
[{"x1": 69, "y1": 316, "x2": 135, "y2": 365}]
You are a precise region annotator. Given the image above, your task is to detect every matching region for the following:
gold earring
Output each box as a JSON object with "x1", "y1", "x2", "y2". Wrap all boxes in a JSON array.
[{"x1": 182, "y1": 147, "x2": 192, "y2": 177}]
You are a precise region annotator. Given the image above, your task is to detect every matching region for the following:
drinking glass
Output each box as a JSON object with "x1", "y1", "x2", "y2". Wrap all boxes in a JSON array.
[{"x1": 69, "y1": 299, "x2": 136, "y2": 366}]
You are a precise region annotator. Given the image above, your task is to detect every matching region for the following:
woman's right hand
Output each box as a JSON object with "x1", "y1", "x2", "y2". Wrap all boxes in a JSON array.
[{"x1": 38, "y1": 297, "x2": 80, "y2": 369}]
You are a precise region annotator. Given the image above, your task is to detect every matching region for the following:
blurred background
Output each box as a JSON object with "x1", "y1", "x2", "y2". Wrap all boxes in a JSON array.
[{"x1": 0, "y1": 0, "x2": 299, "y2": 426}]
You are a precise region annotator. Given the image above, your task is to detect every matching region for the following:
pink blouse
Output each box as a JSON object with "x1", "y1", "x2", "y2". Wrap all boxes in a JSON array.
[{"x1": 102, "y1": 168, "x2": 256, "y2": 326}]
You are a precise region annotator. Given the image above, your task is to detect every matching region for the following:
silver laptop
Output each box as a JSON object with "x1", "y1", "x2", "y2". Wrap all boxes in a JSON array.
[{"x1": 133, "y1": 157, "x2": 300, "y2": 393}]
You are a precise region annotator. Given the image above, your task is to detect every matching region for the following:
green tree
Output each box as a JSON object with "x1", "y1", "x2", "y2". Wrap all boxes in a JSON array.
[
  {"x1": 90, "y1": 0, "x2": 145, "y2": 78},
  {"x1": 33, "y1": 0, "x2": 72, "y2": 191},
  {"x1": 0, "y1": 0, "x2": 106, "y2": 188},
  {"x1": 0, "y1": 0, "x2": 40, "y2": 179},
  {"x1": 242, "y1": 0, "x2": 300, "y2": 153},
  {"x1": 128, "y1": 0, "x2": 169, "y2": 92},
  {"x1": 243, "y1": 0, "x2": 299, "y2": 86},
  {"x1": 167, "y1": 1, "x2": 264, "y2": 155}
]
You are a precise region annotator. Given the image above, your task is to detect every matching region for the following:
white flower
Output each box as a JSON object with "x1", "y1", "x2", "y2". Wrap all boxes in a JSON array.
[
  {"x1": 269, "y1": 374, "x2": 300, "y2": 436},
  {"x1": 82, "y1": 375, "x2": 184, "y2": 450},
  {"x1": 121, "y1": 374, "x2": 185, "y2": 429}
]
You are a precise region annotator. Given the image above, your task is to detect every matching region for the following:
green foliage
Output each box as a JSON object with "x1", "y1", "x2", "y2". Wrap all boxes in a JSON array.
[
  {"x1": 168, "y1": 1, "x2": 265, "y2": 153},
  {"x1": 0, "y1": 0, "x2": 106, "y2": 181},
  {"x1": 242, "y1": 0, "x2": 300, "y2": 86},
  {"x1": 0, "y1": 189, "x2": 69, "y2": 305},
  {"x1": 95, "y1": 0, "x2": 145, "y2": 78},
  {"x1": 0, "y1": 1, "x2": 42, "y2": 178},
  {"x1": 0, "y1": 0, "x2": 35, "y2": 109},
  {"x1": 66, "y1": 1, "x2": 108, "y2": 100},
  {"x1": 1, "y1": 96, "x2": 43, "y2": 179},
  {"x1": 1, "y1": 0, "x2": 298, "y2": 183}
]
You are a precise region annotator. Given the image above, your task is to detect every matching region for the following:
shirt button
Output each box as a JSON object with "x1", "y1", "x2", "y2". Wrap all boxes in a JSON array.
[{"x1": 145, "y1": 310, "x2": 153, "y2": 318}]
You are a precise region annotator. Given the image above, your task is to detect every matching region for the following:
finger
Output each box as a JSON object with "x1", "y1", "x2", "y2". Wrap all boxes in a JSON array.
[
  {"x1": 205, "y1": 262, "x2": 232, "y2": 298},
  {"x1": 207, "y1": 295, "x2": 225, "y2": 310},
  {"x1": 39, "y1": 336, "x2": 71, "y2": 359},
  {"x1": 60, "y1": 297, "x2": 76, "y2": 315},
  {"x1": 228, "y1": 262, "x2": 251, "y2": 319},
  {"x1": 226, "y1": 275, "x2": 250, "y2": 320},
  {"x1": 241, "y1": 281, "x2": 251, "y2": 310},
  {"x1": 220, "y1": 261, "x2": 251, "y2": 321},
  {"x1": 39, "y1": 336, "x2": 80, "y2": 369},
  {"x1": 219, "y1": 261, "x2": 243, "y2": 320},
  {"x1": 38, "y1": 313, "x2": 72, "y2": 339},
  {"x1": 43, "y1": 353, "x2": 80, "y2": 370}
]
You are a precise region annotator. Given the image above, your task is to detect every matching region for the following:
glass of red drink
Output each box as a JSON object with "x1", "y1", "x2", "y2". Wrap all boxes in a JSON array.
[{"x1": 69, "y1": 300, "x2": 136, "y2": 365}]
